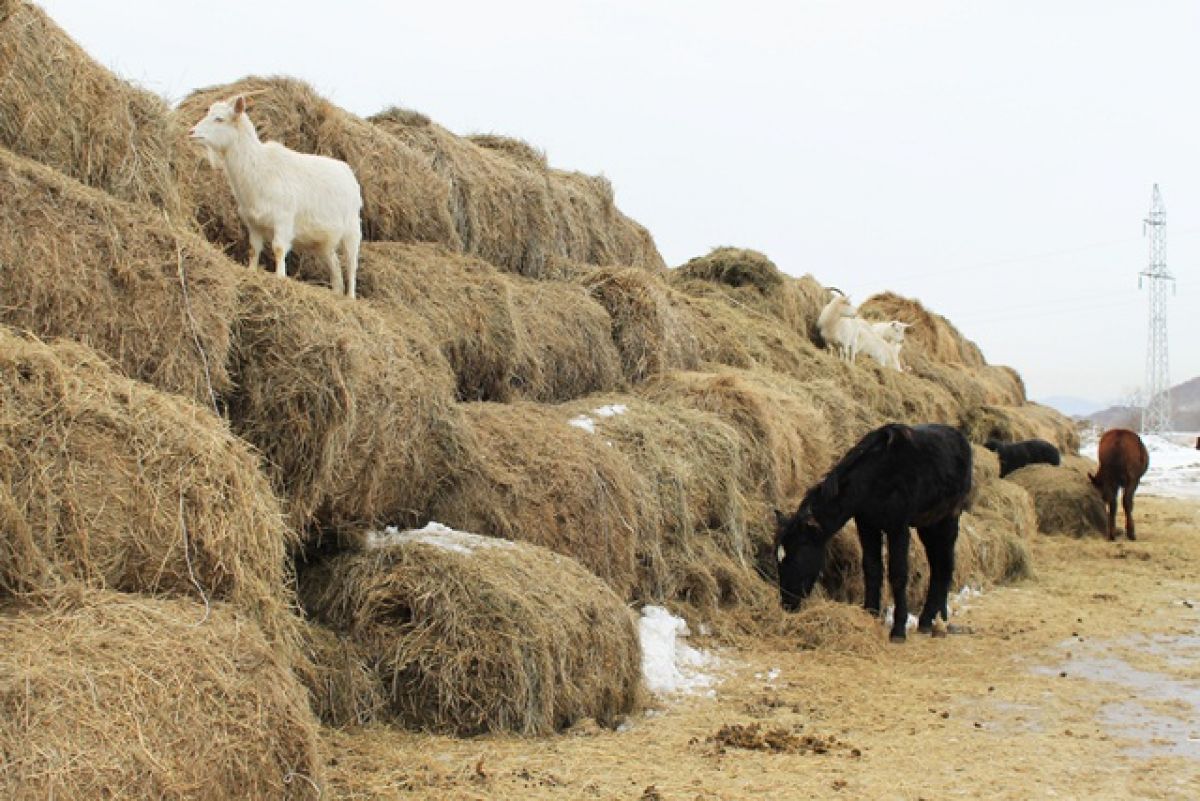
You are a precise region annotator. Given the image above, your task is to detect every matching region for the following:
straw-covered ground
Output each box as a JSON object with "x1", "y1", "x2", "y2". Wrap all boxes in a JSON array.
[{"x1": 320, "y1": 495, "x2": 1200, "y2": 801}]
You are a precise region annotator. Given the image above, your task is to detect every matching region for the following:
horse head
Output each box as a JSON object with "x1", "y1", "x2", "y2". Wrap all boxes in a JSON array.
[{"x1": 773, "y1": 502, "x2": 828, "y2": 611}]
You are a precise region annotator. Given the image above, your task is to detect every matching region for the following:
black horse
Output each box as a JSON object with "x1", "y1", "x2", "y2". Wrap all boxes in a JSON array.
[{"x1": 774, "y1": 422, "x2": 972, "y2": 641}]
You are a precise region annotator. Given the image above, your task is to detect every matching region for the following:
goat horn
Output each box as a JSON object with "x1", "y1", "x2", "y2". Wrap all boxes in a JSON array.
[{"x1": 827, "y1": 286, "x2": 844, "y2": 296}]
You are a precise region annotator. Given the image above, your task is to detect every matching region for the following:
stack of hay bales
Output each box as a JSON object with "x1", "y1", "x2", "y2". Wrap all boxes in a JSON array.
[
  {"x1": 226, "y1": 270, "x2": 470, "y2": 532},
  {"x1": 0, "y1": 2, "x2": 1092, "y2": 754},
  {"x1": 372, "y1": 106, "x2": 664, "y2": 276},
  {"x1": 299, "y1": 525, "x2": 640, "y2": 735},
  {"x1": 0, "y1": 589, "x2": 323, "y2": 800},
  {"x1": 0, "y1": 146, "x2": 238, "y2": 406},
  {"x1": 173, "y1": 77, "x2": 461, "y2": 256},
  {"x1": 0, "y1": 1, "x2": 184, "y2": 217}
]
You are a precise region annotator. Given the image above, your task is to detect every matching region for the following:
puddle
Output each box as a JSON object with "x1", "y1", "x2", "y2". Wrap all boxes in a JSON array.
[{"x1": 1033, "y1": 633, "x2": 1200, "y2": 759}]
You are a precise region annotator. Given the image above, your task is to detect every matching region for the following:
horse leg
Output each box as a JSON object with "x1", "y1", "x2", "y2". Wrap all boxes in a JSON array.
[
  {"x1": 857, "y1": 521, "x2": 884, "y2": 617},
  {"x1": 885, "y1": 526, "x2": 912, "y2": 642},
  {"x1": 917, "y1": 516, "x2": 959, "y2": 633},
  {"x1": 1123, "y1": 481, "x2": 1138, "y2": 541},
  {"x1": 1106, "y1": 490, "x2": 1118, "y2": 541}
]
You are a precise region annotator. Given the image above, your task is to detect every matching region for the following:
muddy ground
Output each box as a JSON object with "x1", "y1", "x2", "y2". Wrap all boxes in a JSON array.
[{"x1": 322, "y1": 496, "x2": 1200, "y2": 800}]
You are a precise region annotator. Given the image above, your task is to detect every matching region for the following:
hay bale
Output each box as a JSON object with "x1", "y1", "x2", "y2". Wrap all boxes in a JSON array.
[
  {"x1": 0, "y1": 145, "x2": 238, "y2": 405},
  {"x1": 578, "y1": 266, "x2": 705, "y2": 383},
  {"x1": 671, "y1": 248, "x2": 827, "y2": 342},
  {"x1": 298, "y1": 526, "x2": 641, "y2": 735},
  {"x1": 295, "y1": 620, "x2": 384, "y2": 729},
  {"x1": 312, "y1": 243, "x2": 621, "y2": 402},
  {"x1": 467, "y1": 133, "x2": 549, "y2": 168},
  {"x1": 349, "y1": 242, "x2": 528, "y2": 401},
  {"x1": 373, "y1": 107, "x2": 664, "y2": 276},
  {"x1": 174, "y1": 77, "x2": 460, "y2": 259},
  {"x1": 427, "y1": 402, "x2": 647, "y2": 596},
  {"x1": 226, "y1": 272, "x2": 467, "y2": 532},
  {"x1": 558, "y1": 395, "x2": 751, "y2": 605},
  {"x1": 0, "y1": 328, "x2": 297, "y2": 641},
  {"x1": 1006, "y1": 463, "x2": 1107, "y2": 537},
  {"x1": 508, "y1": 278, "x2": 625, "y2": 401},
  {"x1": 0, "y1": 2, "x2": 183, "y2": 216},
  {"x1": 0, "y1": 588, "x2": 323, "y2": 800},
  {"x1": 676, "y1": 247, "x2": 786, "y2": 293},
  {"x1": 638, "y1": 369, "x2": 835, "y2": 509},
  {"x1": 965, "y1": 402, "x2": 1080, "y2": 454}
]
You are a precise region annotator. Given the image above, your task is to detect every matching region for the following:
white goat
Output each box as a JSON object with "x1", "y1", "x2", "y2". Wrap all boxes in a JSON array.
[
  {"x1": 189, "y1": 95, "x2": 363, "y2": 298},
  {"x1": 853, "y1": 320, "x2": 905, "y2": 370},
  {"x1": 816, "y1": 290, "x2": 860, "y2": 362},
  {"x1": 867, "y1": 320, "x2": 911, "y2": 370}
]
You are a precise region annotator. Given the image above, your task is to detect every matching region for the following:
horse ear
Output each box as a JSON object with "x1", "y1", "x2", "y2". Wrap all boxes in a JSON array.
[{"x1": 885, "y1": 425, "x2": 914, "y2": 449}]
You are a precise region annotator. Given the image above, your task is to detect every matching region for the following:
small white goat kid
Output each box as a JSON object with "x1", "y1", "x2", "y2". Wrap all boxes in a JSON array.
[
  {"x1": 853, "y1": 319, "x2": 905, "y2": 370},
  {"x1": 189, "y1": 95, "x2": 363, "y2": 298}
]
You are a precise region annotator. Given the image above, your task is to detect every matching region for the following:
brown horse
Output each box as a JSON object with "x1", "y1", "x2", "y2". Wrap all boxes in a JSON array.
[{"x1": 1088, "y1": 429, "x2": 1149, "y2": 541}]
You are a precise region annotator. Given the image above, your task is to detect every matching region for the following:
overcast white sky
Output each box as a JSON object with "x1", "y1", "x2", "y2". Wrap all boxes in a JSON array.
[{"x1": 37, "y1": 1, "x2": 1200, "y2": 406}]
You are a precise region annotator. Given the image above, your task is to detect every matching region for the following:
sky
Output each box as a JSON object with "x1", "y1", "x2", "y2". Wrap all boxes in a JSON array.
[{"x1": 36, "y1": 1, "x2": 1200, "y2": 406}]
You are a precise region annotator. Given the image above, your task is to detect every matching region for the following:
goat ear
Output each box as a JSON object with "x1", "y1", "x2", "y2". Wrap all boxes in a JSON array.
[{"x1": 233, "y1": 95, "x2": 246, "y2": 115}]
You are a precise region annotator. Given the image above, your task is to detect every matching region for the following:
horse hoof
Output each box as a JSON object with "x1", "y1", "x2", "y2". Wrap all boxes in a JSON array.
[{"x1": 889, "y1": 633, "x2": 907, "y2": 643}]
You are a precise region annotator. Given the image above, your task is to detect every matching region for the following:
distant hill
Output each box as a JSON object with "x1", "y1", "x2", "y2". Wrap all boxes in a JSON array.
[
  {"x1": 1037, "y1": 395, "x2": 1106, "y2": 418},
  {"x1": 1087, "y1": 376, "x2": 1200, "y2": 431}
]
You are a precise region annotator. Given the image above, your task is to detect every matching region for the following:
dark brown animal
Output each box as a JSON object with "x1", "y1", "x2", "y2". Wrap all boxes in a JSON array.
[{"x1": 1088, "y1": 429, "x2": 1149, "y2": 541}]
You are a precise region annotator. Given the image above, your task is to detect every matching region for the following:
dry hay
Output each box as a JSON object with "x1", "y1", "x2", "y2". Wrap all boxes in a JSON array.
[
  {"x1": 965, "y1": 402, "x2": 1080, "y2": 454},
  {"x1": 557, "y1": 395, "x2": 752, "y2": 606},
  {"x1": 637, "y1": 369, "x2": 836, "y2": 509},
  {"x1": 174, "y1": 77, "x2": 460, "y2": 260},
  {"x1": 0, "y1": 2, "x2": 183, "y2": 216},
  {"x1": 467, "y1": 133, "x2": 549, "y2": 168},
  {"x1": 0, "y1": 328, "x2": 298, "y2": 642},
  {"x1": 298, "y1": 528, "x2": 641, "y2": 735},
  {"x1": 670, "y1": 248, "x2": 828, "y2": 342},
  {"x1": 295, "y1": 620, "x2": 385, "y2": 729},
  {"x1": 1006, "y1": 462, "x2": 1107, "y2": 537},
  {"x1": 226, "y1": 271, "x2": 468, "y2": 532},
  {"x1": 859, "y1": 291, "x2": 986, "y2": 367},
  {"x1": 373, "y1": 106, "x2": 665, "y2": 276},
  {"x1": 428, "y1": 402, "x2": 649, "y2": 597},
  {"x1": 578, "y1": 266, "x2": 705, "y2": 383},
  {"x1": 0, "y1": 145, "x2": 238, "y2": 406},
  {"x1": 774, "y1": 598, "x2": 884, "y2": 656},
  {"x1": 0, "y1": 588, "x2": 322, "y2": 800},
  {"x1": 305, "y1": 242, "x2": 622, "y2": 403},
  {"x1": 507, "y1": 277, "x2": 625, "y2": 402}
]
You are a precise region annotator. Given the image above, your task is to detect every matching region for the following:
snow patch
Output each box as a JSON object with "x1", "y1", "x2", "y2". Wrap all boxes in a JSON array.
[
  {"x1": 365, "y1": 522, "x2": 514, "y2": 555},
  {"x1": 639, "y1": 606, "x2": 719, "y2": 696},
  {"x1": 593, "y1": 404, "x2": 628, "y2": 418},
  {"x1": 568, "y1": 415, "x2": 596, "y2": 434}
]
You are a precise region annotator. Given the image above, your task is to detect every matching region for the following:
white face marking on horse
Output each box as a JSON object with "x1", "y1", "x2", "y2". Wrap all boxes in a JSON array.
[{"x1": 777, "y1": 545, "x2": 786, "y2": 563}]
